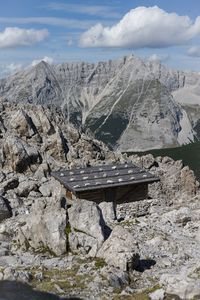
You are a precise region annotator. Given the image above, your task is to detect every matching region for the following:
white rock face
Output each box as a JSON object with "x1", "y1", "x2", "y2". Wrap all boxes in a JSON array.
[
  {"x1": 149, "y1": 289, "x2": 165, "y2": 300},
  {"x1": 2, "y1": 135, "x2": 41, "y2": 173},
  {"x1": 172, "y1": 71, "x2": 200, "y2": 105},
  {"x1": 17, "y1": 203, "x2": 67, "y2": 256},
  {"x1": 68, "y1": 199, "x2": 107, "y2": 257},
  {"x1": 99, "y1": 201, "x2": 116, "y2": 224},
  {"x1": 97, "y1": 225, "x2": 140, "y2": 271},
  {"x1": 177, "y1": 109, "x2": 195, "y2": 144},
  {"x1": 0, "y1": 54, "x2": 198, "y2": 151},
  {"x1": 160, "y1": 265, "x2": 200, "y2": 300}
]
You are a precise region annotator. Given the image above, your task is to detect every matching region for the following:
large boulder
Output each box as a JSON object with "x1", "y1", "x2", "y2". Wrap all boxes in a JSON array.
[
  {"x1": 28, "y1": 106, "x2": 55, "y2": 135},
  {"x1": 180, "y1": 166, "x2": 198, "y2": 196},
  {"x1": 99, "y1": 201, "x2": 117, "y2": 224},
  {"x1": 160, "y1": 264, "x2": 200, "y2": 300},
  {"x1": 130, "y1": 155, "x2": 199, "y2": 200},
  {"x1": 97, "y1": 225, "x2": 140, "y2": 271},
  {"x1": 41, "y1": 127, "x2": 69, "y2": 161},
  {"x1": 10, "y1": 109, "x2": 37, "y2": 138},
  {"x1": 2, "y1": 136, "x2": 41, "y2": 172},
  {"x1": 16, "y1": 202, "x2": 66, "y2": 256},
  {"x1": 68, "y1": 199, "x2": 107, "y2": 257},
  {"x1": 17, "y1": 179, "x2": 39, "y2": 197}
]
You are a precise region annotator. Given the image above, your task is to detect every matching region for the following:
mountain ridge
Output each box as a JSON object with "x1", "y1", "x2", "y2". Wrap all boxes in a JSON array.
[{"x1": 0, "y1": 54, "x2": 199, "y2": 151}]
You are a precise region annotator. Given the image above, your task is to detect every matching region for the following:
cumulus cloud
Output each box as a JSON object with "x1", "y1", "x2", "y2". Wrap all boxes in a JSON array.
[
  {"x1": 31, "y1": 56, "x2": 54, "y2": 67},
  {"x1": 187, "y1": 46, "x2": 200, "y2": 57},
  {"x1": 0, "y1": 27, "x2": 49, "y2": 49},
  {"x1": 80, "y1": 6, "x2": 200, "y2": 48}
]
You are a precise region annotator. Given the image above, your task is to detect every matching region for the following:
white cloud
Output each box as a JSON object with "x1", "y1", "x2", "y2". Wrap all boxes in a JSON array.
[
  {"x1": 148, "y1": 54, "x2": 170, "y2": 62},
  {"x1": 0, "y1": 17, "x2": 109, "y2": 30},
  {"x1": 47, "y1": 2, "x2": 121, "y2": 18},
  {"x1": 187, "y1": 46, "x2": 200, "y2": 57},
  {"x1": 0, "y1": 27, "x2": 49, "y2": 49},
  {"x1": 80, "y1": 6, "x2": 200, "y2": 48},
  {"x1": 0, "y1": 62, "x2": 23, "y2": 78},
  {"x1": 6, "y1": 63, "x2": 22, "y2": 73},
  {"x1": 31, "y1": 56, "x2": 54, "y2": 67}
]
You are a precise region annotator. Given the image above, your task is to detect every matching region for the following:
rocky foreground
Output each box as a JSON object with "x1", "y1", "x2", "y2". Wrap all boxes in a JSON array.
[{"x1": 0, "y1": 100, "x2": 199, "y2": 299}]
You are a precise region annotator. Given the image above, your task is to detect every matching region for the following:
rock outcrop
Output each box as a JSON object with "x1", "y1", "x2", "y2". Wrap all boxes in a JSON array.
[
  {"x1": 68, "y1": 199, "x2": 107, "y2": 257},
  {"x1": 0, "y1": 102, "x2": 198, "y2": 299},
  {"x1": 130, "y1": 154, "x2": 198, "y2": 201},
  {"x1": 0, "y1": 101, "x2": 111, "y2": 173},
  {"x1": 16, "y1": 201, "x2": 67, "y2": 256},
  {"x1": 97, "y1": 225, "x2": 140, "y2": 271},
  {"x1": 2, "y1": 136, "x2": 41, "y2": 172}
]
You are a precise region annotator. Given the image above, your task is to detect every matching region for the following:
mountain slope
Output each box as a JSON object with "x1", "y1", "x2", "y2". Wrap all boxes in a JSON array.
[{"x1": 0, "y1": 54, "x2": 198, "y2": 151}]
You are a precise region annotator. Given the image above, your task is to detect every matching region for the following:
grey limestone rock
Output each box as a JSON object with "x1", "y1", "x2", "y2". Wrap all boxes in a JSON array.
[
  {"x1": 97, "y1": 225, "x2": 140, "y2": 271},
  {"x1": 2, "y1": 136, "x2": 41, "y2": 172},
  {"x1": 68, "y1": 199, "x2": 107, "y2": 257},
  {"x1": 39, "y1": 181, "x2": 52, "y2": 197},
  {"x1": 149, "y1": 289, "x2": 165, "y2": 300},
  {"x1": 99, "y1": 201, "x2": 116, "y2": 224},
  {"x1": 0, "y1": 196, "x2": 11, "y2": 222},
  {"x1": 16, "y1": 203, "x2": 67, "y2": 256},
  {"x1": 160, "y1": 264, "x2": 200, "y2": 300},
  {"x1": 10, "y1": 109, "x2": 37, "y2": 138},
  {"x1": 17, "y1": 180, "x2": 39, "y2": 197}
]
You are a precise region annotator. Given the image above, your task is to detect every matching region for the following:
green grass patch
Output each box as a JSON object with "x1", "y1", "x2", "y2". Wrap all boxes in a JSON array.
[{"x1": 94, "y1": 258, "x2": 107, "y2": 269}]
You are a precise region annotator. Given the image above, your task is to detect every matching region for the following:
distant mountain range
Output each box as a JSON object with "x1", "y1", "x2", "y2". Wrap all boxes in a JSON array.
[{"x1": 0, "y1": 54, "x2": 200, "y2": 152}]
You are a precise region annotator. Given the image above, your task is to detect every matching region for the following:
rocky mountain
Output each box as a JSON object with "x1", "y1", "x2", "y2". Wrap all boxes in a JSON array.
[
  {"x1": 0, "y1": 101, "x2": 199, "y2": 299},
  {"x1": 0, "y1": 54, "x2": 199, "y2": 151}
]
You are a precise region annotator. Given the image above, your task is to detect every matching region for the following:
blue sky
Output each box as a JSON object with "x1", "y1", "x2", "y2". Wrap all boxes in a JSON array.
[{"x1": 1, "y1": 0, "x2": 200, "y2": 76}]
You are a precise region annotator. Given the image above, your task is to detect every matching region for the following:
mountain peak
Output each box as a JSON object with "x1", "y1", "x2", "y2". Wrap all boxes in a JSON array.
[{"x1": 0, "y1": 54, "x2": 198, "y2": 151}]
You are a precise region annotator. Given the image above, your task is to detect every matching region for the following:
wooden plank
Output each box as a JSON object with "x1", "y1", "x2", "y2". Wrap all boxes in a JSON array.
[
  {"x1": 77, "y1": 189, "x2": 105, "y2": 204},
  {"x1": 57, "y1": 163, "x2": 138, "y2": 176},
  {"x1": 115, "y1": 184, "x2": 148, "y2": 203},
  {"x1": 51, "y1": 163, "x2": 159, "y2": 194}
]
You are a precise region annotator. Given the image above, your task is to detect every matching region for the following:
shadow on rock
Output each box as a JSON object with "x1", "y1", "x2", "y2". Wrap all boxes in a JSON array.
[
  {"x1": 135, "y1": 259, "x2": 156, "y2": 272},
  {"x1": 0, "y1": 280, "x2": 82, "y2": 300}
]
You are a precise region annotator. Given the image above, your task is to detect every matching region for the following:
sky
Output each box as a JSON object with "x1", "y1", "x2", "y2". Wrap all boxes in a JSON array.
[{"x1": 1, "y1": 0, "x2": 200, "y2": 76}]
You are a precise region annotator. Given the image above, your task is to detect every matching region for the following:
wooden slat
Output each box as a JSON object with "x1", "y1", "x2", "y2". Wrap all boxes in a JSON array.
[{"x1": 51, "y1": 163, "x2": 159, "y2": 194}]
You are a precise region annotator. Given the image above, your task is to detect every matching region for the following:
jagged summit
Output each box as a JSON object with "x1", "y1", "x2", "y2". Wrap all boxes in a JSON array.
[{"x1": 0, "y1": 54, "x2": 199, "y2": 151}]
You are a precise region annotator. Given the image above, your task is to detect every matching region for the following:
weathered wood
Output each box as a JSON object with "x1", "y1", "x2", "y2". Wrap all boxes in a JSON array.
[
  {"x1": 115, "y1": 184, "x2": 148, "y2": 203},
  {"x1": 51, "y1": 163, "x2": 159, "y2": 194},
  {"x1": 51, "y1": 163, "x2": 159, "y2": 204},
  {"x1": 75, "y1": 184, "x2": 147, "y2": 204},
  {"x1": 77, "y1": 188, "x2": 105, "y2": 203}
]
